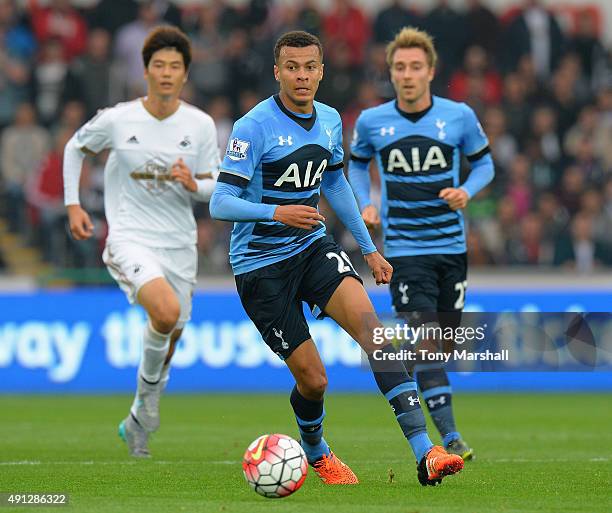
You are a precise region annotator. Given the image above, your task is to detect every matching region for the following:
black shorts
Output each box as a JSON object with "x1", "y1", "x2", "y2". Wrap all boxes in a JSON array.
[
  {"x1": 235, "y1": 235, "x2": 362, "y2": 360},
  {"x1": 388, "y1": 253, "x2": 467, "y2": 329}
]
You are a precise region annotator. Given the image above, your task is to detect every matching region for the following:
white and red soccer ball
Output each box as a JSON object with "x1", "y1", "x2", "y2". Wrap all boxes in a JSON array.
[{"x1": 242, "y1": 434, "x2": 308, "y2": 498}]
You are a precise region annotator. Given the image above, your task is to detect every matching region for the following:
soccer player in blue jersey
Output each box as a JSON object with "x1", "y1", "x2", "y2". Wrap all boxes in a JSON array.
[
  {"x1": 210, "y1": 31, "x2": 464, "y2": 486},
  {"x1": 349, "y1": 27, "x2": 495, "y2": 461}
]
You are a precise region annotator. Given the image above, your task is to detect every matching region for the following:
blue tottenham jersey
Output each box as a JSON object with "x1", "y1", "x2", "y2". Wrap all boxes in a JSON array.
[
  {"x1": 351, "y1": 96, "x2": 490, "y2": 257},
  {"x1": 219, "y1": 95, "x2": 344, "y2": 274}
]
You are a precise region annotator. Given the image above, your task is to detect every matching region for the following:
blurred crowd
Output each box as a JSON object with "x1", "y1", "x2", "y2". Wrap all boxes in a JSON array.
[{"x1": 0, "y1": 0, "x2": 610, "y2": 275}]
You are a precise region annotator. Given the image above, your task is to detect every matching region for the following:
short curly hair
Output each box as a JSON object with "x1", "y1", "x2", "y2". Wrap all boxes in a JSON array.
[{"x1": 274, "y1": 31, "x2": 323, "y2": 63}]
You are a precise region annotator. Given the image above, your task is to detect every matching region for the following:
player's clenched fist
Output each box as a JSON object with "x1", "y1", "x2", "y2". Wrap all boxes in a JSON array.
[
  {"x1": 361, "y1": 205, "x2": 381, "y2": 229},
  {"x1": 67, "y1": 204, "x2": 94, "y2": 240},
  {"x1": 273, "y1": 205, "x2": 326, "y2": 230},
  {"x1": 439, "y1": 187, "x2": 469, "y2": 211},
  {"x1": 364, "y1": 251, "x2": 393, "y2": 285},
  {"x1": 171, "y1": 158, "x2": 197, "y2": 192}
]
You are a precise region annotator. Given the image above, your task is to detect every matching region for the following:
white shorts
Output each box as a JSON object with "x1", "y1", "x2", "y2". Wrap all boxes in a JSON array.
[{"x1": 102, "y1": 241, "x2": 197, "y2": 329}]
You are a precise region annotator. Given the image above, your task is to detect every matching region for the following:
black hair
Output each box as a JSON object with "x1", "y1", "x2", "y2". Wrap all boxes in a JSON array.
[
  {"x1": 142, "y1": 26, "x2": 191, "y2": 69},
  {"x1": 274, "y1": 30, "x2": 322, "y2": 63}
]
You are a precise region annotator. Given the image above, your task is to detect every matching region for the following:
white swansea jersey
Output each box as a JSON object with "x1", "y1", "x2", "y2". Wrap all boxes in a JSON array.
[{"x1": 75, "y1": 99, "x2": 220, "y2": 248}]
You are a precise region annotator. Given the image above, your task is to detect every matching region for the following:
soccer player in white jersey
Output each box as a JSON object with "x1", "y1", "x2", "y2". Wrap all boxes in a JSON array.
[{"x1": 62, "y1": 27, "x2": 220, "y2": 457}]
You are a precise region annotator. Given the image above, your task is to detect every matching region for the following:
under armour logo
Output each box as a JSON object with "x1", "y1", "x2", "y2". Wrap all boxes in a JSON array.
[
  {"x1": 273, "y1": 328, "x2": 288, "y2": 349},
  {"x1": 436, "y1": 119, "x2": 446, "y2": 140},
  {"x1": 428, "y1": 396, "x2": 446, "y2": 408},
  {"x1": 380, "y1": 126, "x2": 395, "y2": 136},
  {"x1": 399, "y1": 282, "x2": 409, "y2": 305},
  {"x1": 407, "y1": 395, "x2": 420, "y2": 406},
  {"x1": 278, "y1": 136, "x2": 293, "y2": 146}
]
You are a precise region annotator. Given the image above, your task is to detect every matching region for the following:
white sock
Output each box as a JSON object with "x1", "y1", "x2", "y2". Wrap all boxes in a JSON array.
[
  {"x1": 159, "y1": 362, "x2": 171, "y2": 393},
  {"x1": 138, "y1": 322, "x2": 171, "y2": 384}
]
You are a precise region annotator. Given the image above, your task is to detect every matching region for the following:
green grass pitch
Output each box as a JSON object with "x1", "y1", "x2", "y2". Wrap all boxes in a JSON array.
[{"x1": 0, "y1": 393, "x2": 610, "y2": 513}]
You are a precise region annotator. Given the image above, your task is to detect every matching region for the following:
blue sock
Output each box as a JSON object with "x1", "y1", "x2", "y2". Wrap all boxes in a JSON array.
[
  {"x1": 416, "y1": 366, "x2": 461, "y2": 444},
  {"x1": 290, "y1": 386, "x2": 330, "y2": 463},
  {"x1": 443, "y1": 431, "x2": 461, "y2": 447},
  {"x1": 368, "y1": 345, "x2": 434, "y2": 462}
]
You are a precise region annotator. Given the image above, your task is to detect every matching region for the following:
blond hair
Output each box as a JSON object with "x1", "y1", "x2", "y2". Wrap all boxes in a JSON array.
[{"x1": 386, "y1": 27, "x2": 437, "y2": 69}]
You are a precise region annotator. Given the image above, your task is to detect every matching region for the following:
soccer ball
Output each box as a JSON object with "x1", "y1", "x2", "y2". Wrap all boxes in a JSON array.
[{"x1": 242, "y1": 433, "x2": 308, "y2": 498}]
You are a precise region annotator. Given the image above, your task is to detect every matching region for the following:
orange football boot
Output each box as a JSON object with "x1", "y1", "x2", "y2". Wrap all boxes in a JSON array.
[
  {"x1": 417, "y1": 445, "x2": 464, "y2": 486},
  {"x1": 312, "y1": 452, "x2": 359, "y2": 484}
]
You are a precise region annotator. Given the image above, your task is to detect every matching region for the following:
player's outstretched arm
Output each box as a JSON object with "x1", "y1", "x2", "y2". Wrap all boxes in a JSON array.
[
  {"x1": 209, "y1": 182, "x2": 277, "y2": 222},
  {"x1": 210, "y1": 181, "x2": 325, "y2": 228}
]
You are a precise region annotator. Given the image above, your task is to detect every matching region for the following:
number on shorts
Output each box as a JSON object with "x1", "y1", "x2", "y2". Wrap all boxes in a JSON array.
[
  {"x1": 326, "y1": 251, "x2": 355, "y2": 274},
  {"x1": 454, "y1": 280, "x2": 468, "y2": 309}
]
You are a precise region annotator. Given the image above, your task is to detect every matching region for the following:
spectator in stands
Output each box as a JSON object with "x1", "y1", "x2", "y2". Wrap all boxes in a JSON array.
[
  {"x1": 224, "y1": 29, "x2": 264, "y2": 108},
  {"x1": 449, "y1": 45, "x2": 503, "y2": 107},
  {"x1": 501, "y1": 73, "x2": 531, "y2": 144},
  {"x1": 464, "y1": 0, "x2": 500, "y2": 59},
  {"x1": 372, "y1": 0, "x2": 421, "y2": 45},
  {"x1": 546, "y1": 59, "x2": 583, "y2": 139},
  {"x1": 537, "y1": 191, "x2": 569, "y2": 246},
  {"x1": 0, "y1": 0, "x2": 36, "y2": 60},
  {"x1": 189, "y1": 6, "x2": 229, "y2": 100},
  {"x1": 568, "y1": 8, "x2": 608, "y2": 89},
  {"x1": 558, "y1": 165, "x2": 586, "y2": 215},
  {"x1": 28, "y1": 0, "x2": 87, "y2": 61},
  {"x1": 297, "y1": 0, "x2": 323, "y2": 37},
  {"x1": 88, "y1": 0, "x2": 181, "y2": 36},
  {"x1": 0, "y1": 1, "x2": 31, "y2": 129},
  {"x1": 595, "y1": 88, "x2": 612, "y2": 171},
  {"x1": 54, "y1": 100, "x2": 85, "y2": 136},
  {"x1": 483, "y1": 106, "x2": 517, "y2": 172},
  {"x1": 554, "y1": 211, "x2": 609, "y2": 271},
  {"x1": 505, "y1": 154, "x2": 533, "y2": 219},
  {"x1": 1, "y1": 102, "x2": 49, "y2": 233},
  {"x1": 317, "y1": 41, "x2": 360, "y2": 113},
  {"x1": 528, "y1": 106, "x2": 562, "y2": 165},
  {"x1": 342, "y1": 82, "x2": 381, "y2": 138},
  {"x1": 64, "y1": 28, "x2": 113, "y2": 118},
  {"x1": 32, "y1": 38, "x2": 69, "y2": 126},
  {"x1": 114, "y1": 0, "x2": 164, "y2": 98},
  {"x1": 564, "y1": 104, "x2": 598, "y2": 159},
  {"x1": 571, "y1": 136, "x2": 605, "y2": 185},
  {"x1": 423, "y1": 0, "x2": 465, "y2": 93},
  {"x1": 467, "y1": 228, "x2": 495, "y2": 266},
  {"x1": 580, "y1": 189, "x2": 608, "y2": 244},
  {"x1": 206, "y1": 96, "x2": 233, "y2": 157},
  {"x1": 507, "y1": 213, "x2": 549, "y2": 265},
  {"x1": 364, "y1": 45, "x2": 395, "y2": 100},
  {"x1": 323, "y1": 0, "x2": 370, "y2": 67},
  {"x1": 484, "y1": 199, "x2": 519, "y2": 264},
  {"x1": 25, "y1": 127, "x2": 72, "y2": 264},
  {"x1": 501, "y1": 0, "x2": 566, "y2": 79}
]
